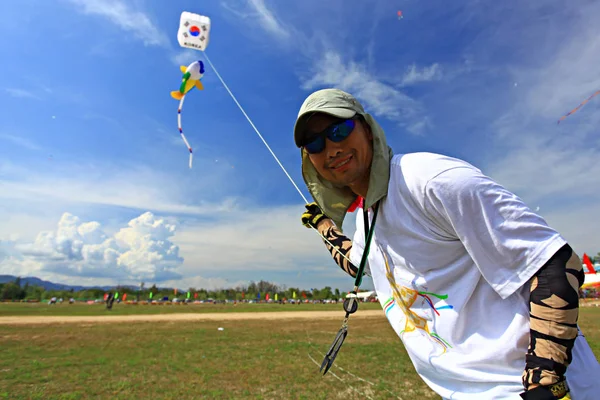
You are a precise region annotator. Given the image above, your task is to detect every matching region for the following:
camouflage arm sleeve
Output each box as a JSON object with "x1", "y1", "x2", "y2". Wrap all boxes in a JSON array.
[
  {"x1": 522, "y1": 243, "x2": 585, "y2": 391},
  {"x1": 321, "y1": 224, "x2": 357, "y2": 278}
]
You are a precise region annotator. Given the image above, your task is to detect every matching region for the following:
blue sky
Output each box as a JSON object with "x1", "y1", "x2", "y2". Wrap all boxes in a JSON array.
[{"x1": 1, "y1": 0, "x2": 599, "y2": 291}]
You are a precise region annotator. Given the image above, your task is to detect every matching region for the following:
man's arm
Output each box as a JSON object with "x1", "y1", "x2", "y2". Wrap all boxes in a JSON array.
[
  {"x1": 301, "y1": 202, "x2": 357, "y2": 278},
  {"x1": 521, "y1": 243, "x2": 584, "y2": 399},
  {"x1": 315, "y1": 219, "x2": 357, "y2": 278}
]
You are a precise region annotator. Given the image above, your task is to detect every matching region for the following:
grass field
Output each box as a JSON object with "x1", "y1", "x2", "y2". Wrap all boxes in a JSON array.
[{"x1": 1, "y1": 304, "x2": 599, "y2": 399}]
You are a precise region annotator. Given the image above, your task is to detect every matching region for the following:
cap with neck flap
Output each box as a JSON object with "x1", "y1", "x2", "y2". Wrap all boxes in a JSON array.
[{"x1": 294, "y1": 88, "x2": 394, "y2": 230}]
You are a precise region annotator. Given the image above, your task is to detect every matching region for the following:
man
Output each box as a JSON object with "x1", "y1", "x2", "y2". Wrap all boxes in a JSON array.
[
  {"x1": 294, "y1": 88, "x2": 600, "y2": 399},
  {"x1": 106, "y1": 291, "x2": 115, "y2": 310}
]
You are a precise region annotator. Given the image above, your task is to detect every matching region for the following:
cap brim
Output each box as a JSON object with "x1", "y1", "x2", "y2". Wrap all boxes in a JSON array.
[{"x1": 294, "y1": 107, "x2": 357, "y2": 147}]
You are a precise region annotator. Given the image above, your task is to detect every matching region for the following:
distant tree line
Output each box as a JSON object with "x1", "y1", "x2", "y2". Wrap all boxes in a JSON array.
[
  {"x1": 4, "y1": 252, "x2": 599, "y2": 302},
  {"x1": 0, "y1": 277, "x2": 351, "y2": 302}
]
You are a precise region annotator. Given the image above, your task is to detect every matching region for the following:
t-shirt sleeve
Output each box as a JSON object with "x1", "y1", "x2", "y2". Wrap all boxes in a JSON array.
[{"x1": 423, "y1": 166, "x2": 567, "y2": 299}]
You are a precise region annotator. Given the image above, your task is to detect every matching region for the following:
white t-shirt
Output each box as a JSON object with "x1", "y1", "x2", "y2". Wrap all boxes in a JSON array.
[{"x1": 350, "y1": 152, "x2": 600, "y2": 399}]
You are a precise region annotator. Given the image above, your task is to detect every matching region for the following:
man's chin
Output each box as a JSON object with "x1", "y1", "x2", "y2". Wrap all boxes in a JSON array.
[{"x1": 329, "y1": 175, "x2": 360, "y2": 188}]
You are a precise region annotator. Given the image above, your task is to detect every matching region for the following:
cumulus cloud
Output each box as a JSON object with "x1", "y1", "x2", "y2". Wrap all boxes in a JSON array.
[
  {"x1": 0, "y1": 206, "x2": 360, "y2": 291},
  {"x1": 6, "y1": 212, "x2": 183, "y2": 281},
  {"x1": 0, "y1": 239, "x2": 42, "y2": 277}
]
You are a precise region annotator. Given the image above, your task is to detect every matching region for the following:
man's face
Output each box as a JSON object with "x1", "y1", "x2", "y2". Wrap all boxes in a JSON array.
[{"x1": 303, "y1": 113, "x2": 373, "y2": 190}]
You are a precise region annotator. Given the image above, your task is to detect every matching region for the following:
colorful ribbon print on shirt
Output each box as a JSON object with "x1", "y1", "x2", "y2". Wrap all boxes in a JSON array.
[{"x1": 381, "y1": 251, "x2": 453, "y2": 353}]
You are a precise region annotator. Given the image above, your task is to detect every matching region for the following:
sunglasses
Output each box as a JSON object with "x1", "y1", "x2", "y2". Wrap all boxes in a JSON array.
[{"x1": 302, "y1": 117, "x2": 358, "y2": 154}]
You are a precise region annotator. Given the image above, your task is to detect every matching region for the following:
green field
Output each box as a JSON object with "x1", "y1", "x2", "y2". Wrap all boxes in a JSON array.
[{"x1": 1, "y1": 304, "x2": 599, "y2": 399}]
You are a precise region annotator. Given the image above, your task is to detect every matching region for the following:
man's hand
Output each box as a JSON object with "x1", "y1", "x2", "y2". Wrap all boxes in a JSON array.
[
  {"x1": 301, "y1": 202, "x2": 330, "y2": 229},
  {"x1": 301, "y1": 202, "x2": 356, "y2": 277}
]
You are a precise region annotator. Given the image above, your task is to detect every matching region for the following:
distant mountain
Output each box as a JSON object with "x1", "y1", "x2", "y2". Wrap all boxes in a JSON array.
[{"x1": 0, "y1": 275, "x2": 139, "y2": 292}]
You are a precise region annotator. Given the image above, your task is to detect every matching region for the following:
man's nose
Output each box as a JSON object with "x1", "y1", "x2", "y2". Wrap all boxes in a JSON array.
[{"x1": 325, "y1": 139, "x2": 343, "y2": 158}]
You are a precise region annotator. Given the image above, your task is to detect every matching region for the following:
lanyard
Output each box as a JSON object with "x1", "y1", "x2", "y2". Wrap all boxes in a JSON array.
[
  {"x1": 320, "y1": 200, "x2": 380, "y2": 375},
  {"x1": 354, "y1": 200, "x2": 380, "y2": 288}
]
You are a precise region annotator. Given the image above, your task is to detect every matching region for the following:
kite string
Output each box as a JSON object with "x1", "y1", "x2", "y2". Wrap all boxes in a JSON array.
[
  {"x1": 202, "y1": 51, "x2": 307, "y2": 202},
  {"x1": 202, "y1": 51, "x2": 355, "y2": 268}
]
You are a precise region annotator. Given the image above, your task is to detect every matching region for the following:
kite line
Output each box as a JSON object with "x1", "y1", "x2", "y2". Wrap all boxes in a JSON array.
[{"x1": 202, "y1": 51, "x2": 355, "y2": 267}]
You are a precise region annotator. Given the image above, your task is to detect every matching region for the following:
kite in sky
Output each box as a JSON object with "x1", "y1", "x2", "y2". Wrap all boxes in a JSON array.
[
  {"x1": 177, "y1": 11, "x2": 210, "y2": 51},
  {"x1": 171, "y1": 60, "x2": 205, "y2": 101},
  {"x1": 172, "y1": 11, "x2": 211, "y2": 168},
  {"x1": 557, "y1": 89, "x2": 600, "y2": 124}
]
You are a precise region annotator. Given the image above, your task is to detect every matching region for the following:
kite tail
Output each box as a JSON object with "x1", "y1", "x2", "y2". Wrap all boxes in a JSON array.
[{"x1": 178, "y1": 95, "x2": 193, "y2": 169}]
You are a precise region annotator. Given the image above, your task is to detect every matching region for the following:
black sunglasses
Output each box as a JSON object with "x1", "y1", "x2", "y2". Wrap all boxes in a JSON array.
[{"x1": 302, "y1": 117, "x2": 359, "y2": 154}]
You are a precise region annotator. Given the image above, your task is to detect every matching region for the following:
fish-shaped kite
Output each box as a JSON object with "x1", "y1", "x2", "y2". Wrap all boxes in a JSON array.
[{"x1": 170, "y1": 60, "x2": 205, "y2": 101}]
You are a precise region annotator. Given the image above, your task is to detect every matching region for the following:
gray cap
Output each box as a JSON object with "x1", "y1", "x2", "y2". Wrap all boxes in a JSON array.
[{"x1": 294, "y1": 88, "x2": 365, "y2": 147}]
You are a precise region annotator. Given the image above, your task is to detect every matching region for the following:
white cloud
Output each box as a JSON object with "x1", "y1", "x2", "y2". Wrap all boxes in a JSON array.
[
  {"x1": 477, "y1": 0, "x2": 600, "y2": 256},
  {"x1": 401, "y1": 64, "x2": 443, "y2": 86},
  {"x1": 0, "y1": 214, "x2": 58, "y2": 242},
  {"x1": 3, "y1": 212, "x2": 183, "y2": 281},
  {"x1": 0, "y1": 161, "x2": 239, "y2": 216},
  {"x1": 223, "y1": 2, "x2": 433, "y2": 133},
  {"x1": 0, "y1": 156, "x2": 351, "y2": 289},
  {"x1": 244, "y1": 0, "x2": 290, "y2": 38},
  {"x1": 66, "y1": 0, "x2": 169, "y2": 47},
  {"x1": 0, "y1": 133, "x2": 41, "y2": 150},
  {"x1": 172, "y1": 204, "x2": 334, "y2": 273},
  {"x1": 4, "y1": 88, "x2": 41, "y2": 100},
  {"x1": 171, "y1": 49, "x2": 201, "y2": 67},
  {"x1": 484, "y1": 139, "x2": 600, "y2": 257},
  {"x1": 222, "y1": 0, "x2": 290, "y2": 40},
  {"x1": 0, "y1": 239, "x2": 43, "y2": 277},
  {"x1": 301, "y1": 51, "x2": 430, "y2": 132},
  {"x1": 541, "y1": 202, "x2": 600, "y2": 257},
  {"x1": 500, "y1": 8, "x2": 600, "y2": 129},
  {"x1": 0, "y1": 204, "x2": 357, "y2": 290},
  {"x1": 486, "y1": 137, "x2": 600, "y2": 204},
  {"x1": 167, "y1": 204, "x2": 360, "y2": 289}
]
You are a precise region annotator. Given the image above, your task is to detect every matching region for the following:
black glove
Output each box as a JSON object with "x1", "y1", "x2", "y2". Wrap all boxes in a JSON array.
[
  {"x1": 301, "y1": 202, "x2": 329, "y2": 228},
  {"x1": 520, "y1": 380, "x2": 570, "y2": 400}
]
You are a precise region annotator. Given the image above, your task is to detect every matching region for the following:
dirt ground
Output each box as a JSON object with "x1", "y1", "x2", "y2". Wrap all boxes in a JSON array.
[
  {"x1": 0, "y1": 310, "x2": 384, "y2": 325},
  {"x1": 2, "y1": 300, "x2": 597, "y2": 325}
]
